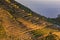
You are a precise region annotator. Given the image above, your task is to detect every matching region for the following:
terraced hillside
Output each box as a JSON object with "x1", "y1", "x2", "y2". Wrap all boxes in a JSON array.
[{"x1": 0, "y1": 0, "x2": 60, "y2": 40}]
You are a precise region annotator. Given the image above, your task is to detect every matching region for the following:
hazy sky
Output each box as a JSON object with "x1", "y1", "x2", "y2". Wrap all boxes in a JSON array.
[{"x1": 15, "y1": 0, "x2": 60, "y2": 18}]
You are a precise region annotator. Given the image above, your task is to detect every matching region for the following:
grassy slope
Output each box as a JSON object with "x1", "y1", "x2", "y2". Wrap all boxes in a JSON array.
[{"x1": 0, "y1": 0, "x2": 60, "y2": 40}]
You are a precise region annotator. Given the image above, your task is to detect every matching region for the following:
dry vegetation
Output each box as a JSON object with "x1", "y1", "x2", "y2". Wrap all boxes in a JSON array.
[
  {"x1": 0, "y1": 0, "x2": 60, "y2": 40},
  {"x1": 0, "y1": 7, "x2": 60, "y2": 40}
]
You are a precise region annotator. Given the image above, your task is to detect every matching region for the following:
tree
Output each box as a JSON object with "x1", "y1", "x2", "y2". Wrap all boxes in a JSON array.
[
  {"x1": 56, "y1": 14, "x2": 60, "y2": 22},
  {"x1": 57, "y1": 14, "x2": 60, "y2": 18}
]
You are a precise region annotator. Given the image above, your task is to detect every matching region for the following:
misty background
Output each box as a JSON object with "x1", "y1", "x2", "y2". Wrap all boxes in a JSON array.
[{"x1": 15, "y1": 0, "x2": 60, "y2": 18}]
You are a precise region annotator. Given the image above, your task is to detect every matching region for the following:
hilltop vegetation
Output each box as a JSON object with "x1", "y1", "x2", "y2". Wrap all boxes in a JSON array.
[{"x1": 47, "y1": 14, "x2": 60, "y2": 26}]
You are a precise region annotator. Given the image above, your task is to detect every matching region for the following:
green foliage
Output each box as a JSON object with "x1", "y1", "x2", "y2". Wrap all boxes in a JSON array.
[
  {"x1": 30, "y1": 30, "x2": 43, "y2": 38},
  {"x1": 47, "y1": 14, "x2": 60, "y2": 25},
  {"x1": 47, "y1": 18, "x2": 60, "y2": 26}
]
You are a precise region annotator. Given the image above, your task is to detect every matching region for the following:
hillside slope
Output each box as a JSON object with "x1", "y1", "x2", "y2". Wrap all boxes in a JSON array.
[{"x1": 0, "y1": 0, "x2": 60, "y2": 40}]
